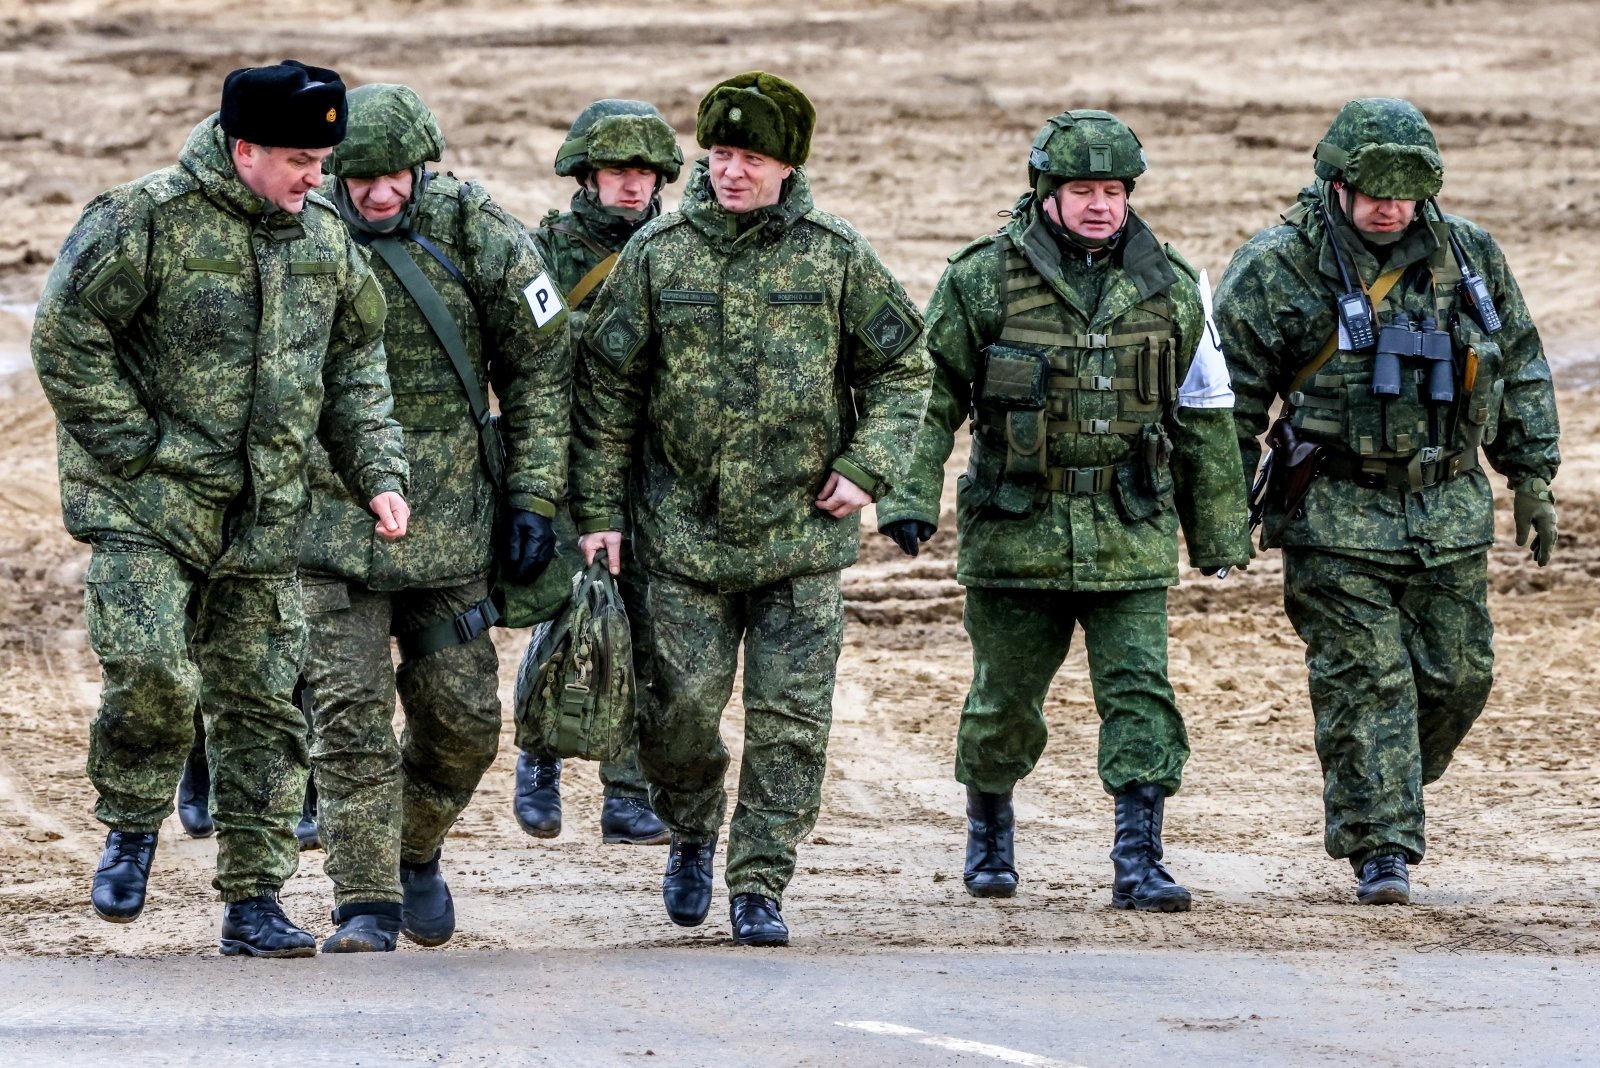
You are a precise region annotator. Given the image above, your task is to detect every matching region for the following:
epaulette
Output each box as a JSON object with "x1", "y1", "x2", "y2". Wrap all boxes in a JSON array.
[
  {"x1": 303, "y1": 188, "x2": 339, "y2": 215},
  {"x1": 1163, "y1": 243, "x2": 1200, "y2": 283},
  {"x1": 139, "y1": 164, "x2": 198, "y2": 207},
  {"x1": 947, "y1": 231, "x2": 1001, "y2": 264},
  {"x1": 632, "y1": 211, "x2": 690, "y2": 242},
  {"x1": 801, "y1": 208, "x2": 860, "y2": 244}
]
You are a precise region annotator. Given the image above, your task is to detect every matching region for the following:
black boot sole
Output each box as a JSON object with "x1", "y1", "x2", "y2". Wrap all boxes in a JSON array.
[
  {"x1": 1111, "y1": 891, "x2": 1193, "y2": 913},
  {"x1": 218, "y1": 938, "x2": 316, "y2": 959},
  {"x1": 92, "y1": 903, "x2": 143, "y2": 924},
  {"x1": 178, "y1": 821, "x2": 215, "y2": 840},
  {"x1": 1357, "y1": 885, "x2": 1410, "y2": 906},
  {"x1": 518, "y1": 822, "x2": 561, "y2": 840},
  {"x1": 400, "y1": 927, "x2": 453, "y2": 948},
  {"x1": 731, "y1": 930, "x2": 789, "y2": 947},
  {"x1": 603, "y1": 828, "x2": 671, "y2": 845},
  {"x1": 964, "y1": 879, "x2": 1018, "y2": 899}
]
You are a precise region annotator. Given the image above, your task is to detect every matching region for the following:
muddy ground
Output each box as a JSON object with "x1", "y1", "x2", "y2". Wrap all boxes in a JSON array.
[{"x1": 0, "y1": 0, "x2": 1597, "y2": 1015}]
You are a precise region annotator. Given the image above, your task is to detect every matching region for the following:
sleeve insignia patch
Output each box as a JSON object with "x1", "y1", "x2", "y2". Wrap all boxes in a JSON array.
[
  {"x1": 860, "y1": 297, "x2": 915, "y2": 359},
  {"x1": 523, "y1": 270, "x2": 566, "y2": 329},
  {"x1": 80, "y1": 256, "x2": 147, "y2": 323},
  {"x1": 594, "y1": 310, "x2": 645, "y2": 371},
  {"x1": 351, "y1": 273, "x2": 387, "y2": 341}
]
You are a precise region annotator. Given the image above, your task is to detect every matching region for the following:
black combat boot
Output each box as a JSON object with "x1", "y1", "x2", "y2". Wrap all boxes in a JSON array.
[
  {"x1": 91, "y1": 830, "x2": 157, "y2": 923},
  {"x1": 1110, "y1": 784, "x2": 1192, "y2": 912},
  {"x1": 176, "y1": 746, "x2": 213, "y2": 838},
  {"x1": 400, "y1": 850, "x2": 456, "y2": 947},
  {"x1": 295, "y1": 776, "x2": 319, "y2": 852},
  {"x1": 730, "y1": 893, "x2": 789, "y2": 946},
  {"x1": 218, "y1": 896, "x2": 316, "y2": 958},
  {"x1": 1356, "y1": 853, "x2": 1411, "y2": 906},
  {"x1": 662, "y1": 835, "x2": 716, "y2": 927},
  {"x1": 514, "y1": 751, "x2": 562, "y2": 839},
  {"x1": 601, "y1": 795, "x2": 670, "y2": 845},
  {"x1": 964, "y1": 787, "x2": 1018, "y2": 898},
  {"x1": 322, "y1": 901, "x2": 402, "y2": 953}
]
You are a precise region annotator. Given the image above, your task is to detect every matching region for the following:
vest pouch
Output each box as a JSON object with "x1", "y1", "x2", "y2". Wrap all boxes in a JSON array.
[
  {"x1": 1140, "y1": 423, "x2": 1175, "y2": 507},
  {"x1": 1341, "y1": 380, "x2": 1388, "y2": 457},
  {"x1": 1003, "y1": 408, "x2": 1048, "y2": 481},
  {"x1": 1112, "y1": 458, "x2": 1161, "y2": 523},
  {"x1": 961, "y1": 432, "x2": 1003, "y2": 510},
  {"x1": 1464, "y1": 378, "x2": 1506, "y2": 447},
  {"x1": 978, "y1": 345, "x2": 1048, "y2": 409}
]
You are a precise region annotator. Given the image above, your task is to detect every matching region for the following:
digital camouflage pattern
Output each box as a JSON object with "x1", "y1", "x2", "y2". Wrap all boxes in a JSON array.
[
  {"x1": 875, "y1": 188, "x2": 1245, "y2": 800},
  {"x1": 554, "y1": 99, "x2": 682, "y2": 182},
  {"x1": 877, "y1": 196, "x2": 1249, "y2": 588},
  {"x1": 956, "y1": 586, "x2": 1188, "y2": 796},
  {"x1": 571, "y1": 159, "x2": 931, "y2": 591},
  {"x1": 1313, "y1": 98, "x2": 1443, "y2": 201},
  {"x1": 300, "y1": 577, "x2": 502, "y2": 905},
  {"x1": 1215, "y1": 123, "x2": 1560, "y2": 866},
  {"x1": 640, "y1": 571, "x2": 844, "y2": 904},
  {"x1": 1027, "y1": 109, "x2": 1147, "y2": 195},
  {"x1": 83, "y1": 538, "x2": 310, "y2": 901},
  {"x1": 325, "y1": 83, "x2": 445, "y2": 180},
  {"x1": 1283, "y1": 549, "x2": 1491, "y2": 867},
  {"x1": 33, "y1": 115, "x2": 408, "y2": 578},
  {"x1": 302, "y1": 170, "x2": 570, "y2": 588},
  {"x1": 31, "y1": 114, "x2": 406, "y2": 900},
  {"x1": 1215, "y1": 183, "x2": 1560, "y2": 558},
  {"x1": 534, "y1": 188, "x2": 660, "y2": 335}
]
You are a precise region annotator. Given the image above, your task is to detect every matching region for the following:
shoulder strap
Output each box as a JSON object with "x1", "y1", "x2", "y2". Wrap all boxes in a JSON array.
[
  {"x1": 566, "y1": 252, "x2": 619, "y2": 308},
  {"x1": 365, "y1": 235, "x2": 492, "y2": 430},
  {"x1": 543, "y1": 220, "x2": 612, "y2": 260},
  {"x1": 1287, "y1": 265, "x2": 1407, "y2": 394}
]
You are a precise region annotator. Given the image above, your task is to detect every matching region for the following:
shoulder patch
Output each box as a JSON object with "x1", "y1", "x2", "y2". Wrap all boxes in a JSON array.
[
  {"x1": 523, "y1": 270, "x2": 566, "y2": 329},
  {"x1": 591, "y1": 307, "x2": 646, "y2": 372},
  {"x1": 857, "y1": 295, "x2": 918, "y2": 361},
  {"x1": 351, "y1": 273, "x2": 387, "y2": 342},
  {"x1": 80, "y1": 255, "x2": 148, "y2": 323},
  {"x1": 1163, "y1": 243, "x2": 1200, "y2": 283}
]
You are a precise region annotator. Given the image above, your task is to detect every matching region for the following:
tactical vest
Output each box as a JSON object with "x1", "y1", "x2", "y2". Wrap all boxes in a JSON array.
[
  {"x1": 971, "y1": 237, "x2": 1178, "y2": 513},
  {"x1": 1283, "y1": 219, "x2": 1504, "y2": 491}
]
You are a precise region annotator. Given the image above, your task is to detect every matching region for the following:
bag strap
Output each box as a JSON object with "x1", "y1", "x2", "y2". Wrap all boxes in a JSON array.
[
  {"x1": 566, "y1": 252, "x2": 619, "y2": 308},
  {"x1": 365, "y1": 235, "x2": 492, "y2": 431},
  {"x1": 543, "y1": 220, "x2": 612, "y2": 260},
  {"x1": 1288, "y1": 265, "x2": 1407, "y2": 394}
]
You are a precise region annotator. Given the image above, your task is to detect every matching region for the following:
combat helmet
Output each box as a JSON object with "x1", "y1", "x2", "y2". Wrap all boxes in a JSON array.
[
  {"x1": 1313, "y1": 98, "x2": 1442, "y2": 200},
  {"x1": 326, "y1": 83, "x2": 444, "y2": 179},
  {"x1": 1028, "y1": 110, "x2": 1147, "y2": 199},
  {"x1": 555, "y1": 100, "x2": 683, "y2": 183}
]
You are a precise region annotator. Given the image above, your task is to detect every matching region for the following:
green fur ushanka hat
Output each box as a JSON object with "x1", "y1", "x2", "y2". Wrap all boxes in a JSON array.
[{"x1": 695, "y1": 71, "x2": 815, "y2": 167}]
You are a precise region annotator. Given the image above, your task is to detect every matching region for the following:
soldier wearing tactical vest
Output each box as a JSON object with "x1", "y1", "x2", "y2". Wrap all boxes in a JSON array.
[
  {"x1": 1214, "y1": 98, "x2": 1560, "y2": 906},
  {"x1": 512, "y1": 99, "x2": 683, "y2": 848},
  {"x1": 301, "y1": 83, "x2": 571, "y2": 952},
  {"x1": 572, "y1": 72, "x2": 931, "y2": 945},
  {"x1": 31, "y1": 61, "x2": 410, "y2": 956},
  {"x1": 877, "y1": 110, "x2": 1250, "y2": 912}
]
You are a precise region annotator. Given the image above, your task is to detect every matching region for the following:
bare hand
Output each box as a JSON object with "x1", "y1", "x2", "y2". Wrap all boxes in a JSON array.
[
  {"x1": 579, "y1": 530, "x2": 622, "y2": 575},
  {"x1": 815, "y1": 471, "x2": 872, "y2": 518},
  {"x1": 370, "y1": 491, "x2": 410, "y2": 541}
]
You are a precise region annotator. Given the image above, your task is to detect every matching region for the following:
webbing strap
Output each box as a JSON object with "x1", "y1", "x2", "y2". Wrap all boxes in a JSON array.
[
  {"x1": 544, "y1": 221, "x2": 612, "y2": 260},
  {"x1": 1045, "y1": 463, "x2": 1119, "y2": 495},
  {"x1": 999, "y1": 321, "x2": 1161, "y2": 349},
  {"x1": 1049, "y1": 417, "x2": 1145, "y2": 435},
  {"x1": 367, "y1": 236, "x2": 491, "y2": 429},
  {"x1": 395, "y1": 597, "x2": 501, "y2": 661},
  {"x1": 1049, "y1": 374, "x2": 1137, "y2": 392},
  {"x1": 565, "y1": 252, "x2": 619, "y2": 308},
  {"x1": 1287, "y1": 266, "x2": 1407, "y2": 394}
]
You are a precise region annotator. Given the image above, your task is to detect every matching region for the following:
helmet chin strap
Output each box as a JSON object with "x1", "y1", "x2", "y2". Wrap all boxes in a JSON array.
[
  {"x1": 1042, "y1": 186, "x2": 1124, "y2": 256},
  {"x1": 1333, "y1": 182, "x2": 1411, "y2": 247}
]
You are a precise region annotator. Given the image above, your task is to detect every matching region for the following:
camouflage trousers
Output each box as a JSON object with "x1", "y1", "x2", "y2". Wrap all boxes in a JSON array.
[
  {"x1": 300, "y1": 574, "x2": 501, "y2": 907},
  {"x1": 84, "y1": 537, "x2": 307, "y2": 902},
  {"x1": 640, "y1": 570, "x2": 845, "y2": 905},
  {"x1": 955, "y1": 586, "x2": 1189, "y2": 797},
  {"x1": 516, "y1": 560, "x2": 651, "y2": 800},
  {"x1": 1283, "y1": 548, "x2": 1493, "y2": 869}
]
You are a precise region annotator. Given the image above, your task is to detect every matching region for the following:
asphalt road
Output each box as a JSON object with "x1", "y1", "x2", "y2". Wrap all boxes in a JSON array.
[{"x1": 0, "y1": 946, "x2": 1590, "y2": 1066}]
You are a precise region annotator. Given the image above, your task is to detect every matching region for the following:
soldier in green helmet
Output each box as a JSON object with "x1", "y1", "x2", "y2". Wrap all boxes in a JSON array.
[
  {"x1": 302, "y1": 82, "x2": 571, "y2": 951},
  {"x1": 31, "y1": 60, "x2": 410, "y2": 956},
  {"x1": 512, "y1": 99, "x2": 683, "y2": 847},
  {"x1": 572, "y1": 71, "x2": 930, "y2": 945},
  {"x1": 1214, "y1": 98, "x2": 1560, "y2": 906},
  {"x1": 877, "y1": 109, "x2": 1249, "y2": 912}
]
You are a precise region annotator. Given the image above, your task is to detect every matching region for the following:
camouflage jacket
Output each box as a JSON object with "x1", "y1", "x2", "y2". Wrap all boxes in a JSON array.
[
  {"x1": 878, "y1": 197, "x2": 1250, "y2": 590},
  {"x1": 572, "y1": 159, "x2": 931, "y2": 591},
  {"x1": 303, "y1": 173, "x2": 571, "y2": 590},
  {"x1": 1215, "y1": 182, "x2": 1560, "y2": 561},
  {"x1": 31, "y1": 115, "x2": 407, "y2": 578},
  {"x1": 532, "y1": 189, "x2": 660, "y2": 334}
]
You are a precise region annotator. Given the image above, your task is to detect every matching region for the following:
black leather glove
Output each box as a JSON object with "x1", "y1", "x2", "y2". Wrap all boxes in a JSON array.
[
  {"x1": 504, "y1": 509, "x2": 556, "y2": 584},
  {"x1": 882, "y1": 519, "x2": 935, "y2": 558}
]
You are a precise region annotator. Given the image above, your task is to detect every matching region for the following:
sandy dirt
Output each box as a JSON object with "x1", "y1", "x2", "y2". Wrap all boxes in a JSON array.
[{"x1": 1, "y1": 0, "x2": 1598, "y2": 980}]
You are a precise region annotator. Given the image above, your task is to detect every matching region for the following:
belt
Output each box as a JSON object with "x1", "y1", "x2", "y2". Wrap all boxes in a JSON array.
[
  {"x1": 1044, "y1": 462, "x2": 1121, "y2": 496},
  {"x1": 1319, "y1": 447, "x2": 1479, "y2": 492}
]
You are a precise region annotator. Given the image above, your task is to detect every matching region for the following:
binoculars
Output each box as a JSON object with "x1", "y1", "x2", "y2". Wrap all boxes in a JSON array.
[{"x1": 1371, "y1": 312, "x2": 1454, "y2": 403}]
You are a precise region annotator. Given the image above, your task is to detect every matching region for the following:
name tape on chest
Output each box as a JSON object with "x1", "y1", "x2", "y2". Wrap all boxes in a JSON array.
[{"x1": 523, "y1": 271, "x2": 565, "y2": 328}]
